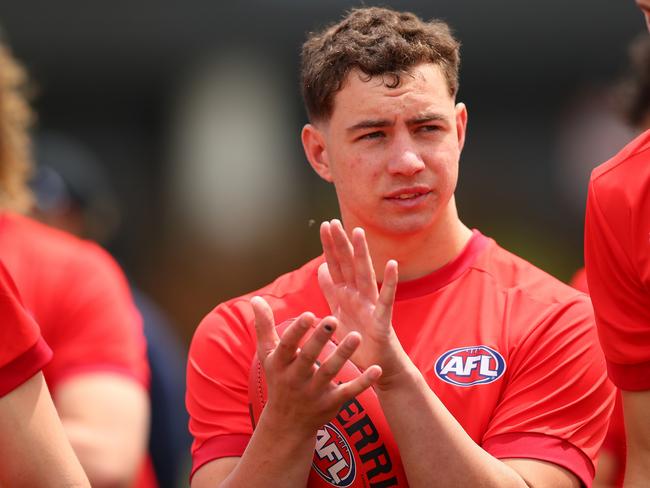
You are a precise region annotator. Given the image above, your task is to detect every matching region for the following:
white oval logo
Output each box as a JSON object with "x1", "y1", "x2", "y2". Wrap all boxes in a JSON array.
[
  {"x1": 312, "y1": 422, "x2": 356, "y2": 486},
  {"x1": 435, "y1": 345, "x2": 506, "y2": 387}
]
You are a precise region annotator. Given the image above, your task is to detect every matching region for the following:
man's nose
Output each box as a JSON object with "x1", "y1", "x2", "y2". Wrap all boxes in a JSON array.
[{"x1": 387, "y1": 135, "x2": 425, "y2": 176}]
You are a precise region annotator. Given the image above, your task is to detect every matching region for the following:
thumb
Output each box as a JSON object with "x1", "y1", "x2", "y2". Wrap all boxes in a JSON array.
[{"x1": 250, "y1": 296, "x2": 279, "y2": 362}]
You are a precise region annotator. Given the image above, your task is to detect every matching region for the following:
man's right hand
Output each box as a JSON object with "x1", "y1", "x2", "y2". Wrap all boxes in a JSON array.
[{"x1": 250, "y1": 296, "x2": 382, "y2": 434}]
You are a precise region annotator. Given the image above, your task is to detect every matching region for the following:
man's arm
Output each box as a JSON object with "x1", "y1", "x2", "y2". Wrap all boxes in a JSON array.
[
  {"x1": 53, "y1": 373, "x2": 149, "y2": 488},
  {"x1": 0, "y1": 372, "x2": 90, "y2": 488},
  {"x1": 622, "y1": 390, "x2": 650, "y2": 487},
  {"x1": 191, "y1": 299, "x2": 381, "y2": 488},
  {"x1": 318, "y1": 220, "x2": 583, "y2": 488},
  {"x1": 374, "y1": 364, "x2": 579, "y2": 487}
]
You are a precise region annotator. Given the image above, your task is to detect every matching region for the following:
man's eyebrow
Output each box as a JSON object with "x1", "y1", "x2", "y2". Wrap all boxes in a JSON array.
[
  {"x1": 346, "y1": 113, "x2": 448, "y2": 132},
  {"x1": 407, "y1": 113, "x2": 447, "y2": 124},
  {"x1": 346, "y1": 119, "x2": 393, "y2": 132}
]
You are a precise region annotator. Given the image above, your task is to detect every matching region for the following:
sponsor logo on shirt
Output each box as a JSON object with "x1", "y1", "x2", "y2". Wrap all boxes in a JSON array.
[
  {"x1": 313, "y1": 422, "x2": 356, "y2": 486},
  {"x1": 435, "y1": 345, "x2": 506, "y2": 387}
]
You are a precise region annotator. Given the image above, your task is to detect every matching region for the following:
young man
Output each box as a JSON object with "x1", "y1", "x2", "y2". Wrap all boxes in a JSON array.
[
  {"x1": 0, "y1": 261, "x2": 89, "y2": 487},
  {"x1": 0, "y1": 38, "x2": 154, "y2": 487},
  {"x1": 188, "y1": 7, "x2": 614, "y2": 487},
  {"x1": 584, "y1": 3, "x2": 650, "y2": 486}
]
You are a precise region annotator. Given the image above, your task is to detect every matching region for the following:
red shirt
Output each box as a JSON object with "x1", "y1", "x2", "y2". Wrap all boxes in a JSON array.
[
  {"x1": 585, "y1": 129, "x2": 650, "y2": 391},
  {"x1": 0, "y1": 260, "x2": 52, "y2": 396},
  {"x1": 570, "y1": 267, "x2": 625, "y2": 487},
  {"x1": 188, "y1": 231, "x2": 614, "y2": 487},
  {"x1": 0, "y1": 213, "x2": 155, "y2": 487}
]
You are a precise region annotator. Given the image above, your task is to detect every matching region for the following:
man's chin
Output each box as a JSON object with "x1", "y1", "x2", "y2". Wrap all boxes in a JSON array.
[{"x1": 373, "y1": 217, "x2": 436, "y2": 238}]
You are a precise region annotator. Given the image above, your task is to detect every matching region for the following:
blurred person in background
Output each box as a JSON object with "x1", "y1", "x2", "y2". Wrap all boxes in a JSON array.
[
  {"x1": 0, "y1": 261, "x2": 89, "y2": 487},
  {"x1": 568, "y1": 32, "x2": 650, "y2": 488},
  {"x1": 31, "y1": 131, "x2": 192, "y2": 488},
  {"x1": 187, "y1": 7, "x2": 614, "y2": 488},
  {"x1": 0, "y1": 32, "x2": 155, "y2": 487},
  {"x1": 584, "y1": 1, "x2": 650, "y2": 486}
]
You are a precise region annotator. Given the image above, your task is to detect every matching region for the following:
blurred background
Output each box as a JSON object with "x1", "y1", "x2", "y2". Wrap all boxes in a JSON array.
[{"x1": 1, "y1": 0, "x2": 644, "y2": 349}]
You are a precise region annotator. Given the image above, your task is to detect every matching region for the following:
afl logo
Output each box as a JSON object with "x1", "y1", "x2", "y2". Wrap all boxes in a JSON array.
[
  {"x1": 435, "y1": 345, "x2": 506, "y2": 387},
  {"x1": 312, "y1": 422, "x2": 356, "y2": 486}
]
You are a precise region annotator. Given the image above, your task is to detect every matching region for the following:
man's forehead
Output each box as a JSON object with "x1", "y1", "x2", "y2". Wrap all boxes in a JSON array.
[
  {"x1": 340, "y1": 63, "x2": 440, "y2": 90},
  {"x1": 333, "y1": 64, "x2": 451, "y2": 110}
]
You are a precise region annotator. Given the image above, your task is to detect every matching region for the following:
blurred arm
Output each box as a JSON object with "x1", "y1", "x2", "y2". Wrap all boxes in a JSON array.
[
  {"x1": 0, "y1": 372, "x2": 90, "y2": 487},
  {"x1": 622, "y1": 389, "x2": 650, "y2": 487},
  {"x1": 54, "y1": 373, "x2": 150, "y2": 488}
]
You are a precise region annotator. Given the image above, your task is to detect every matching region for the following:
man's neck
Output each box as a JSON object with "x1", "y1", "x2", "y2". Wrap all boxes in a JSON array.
[{"x1": 345, "y1": 204, "x2": 473, "y2": 282}]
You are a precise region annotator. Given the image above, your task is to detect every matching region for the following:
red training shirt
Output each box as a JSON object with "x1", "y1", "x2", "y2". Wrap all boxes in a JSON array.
[
  {"x1": 584, "y1": 129, "x2": 650, "y2": 391},
  {"x1": 188, "y1": 230, "x2": 615, "y2": 487},
  {"x1": 0, "y1": 260, "x2": 52, "y2": 396},
  {"x1": 0, "y1": 212, "x2": 155, "y2": 487},
  {"x1": 570, "y1": 267, "x2": 625, "y2": 488}
]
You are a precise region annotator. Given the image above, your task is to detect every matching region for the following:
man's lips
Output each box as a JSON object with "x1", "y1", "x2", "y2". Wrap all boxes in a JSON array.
[{"x1": 384, "y1": 187, "x2": 432, "y2": 200}]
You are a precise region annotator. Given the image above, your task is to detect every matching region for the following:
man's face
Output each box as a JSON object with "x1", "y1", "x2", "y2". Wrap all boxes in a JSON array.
[
  {"x1": 637, "y1": 0, "x2": 650, "y2": 30},
  {"x1": 309, "y1": 63, "x2": 467, "y2": 237}
]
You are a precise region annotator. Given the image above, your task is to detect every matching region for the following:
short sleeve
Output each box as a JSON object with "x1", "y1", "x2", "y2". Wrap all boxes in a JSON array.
[
  {"x1": 585, "y1": 164, "x2": 650, "y2": 390},
  {"x1": 186, "y1": 300, "x2": 257, "y2": 478},
  {"x1": 0, "y1": 262, "x2": 52, "y2": 396},
  {"x1": 482, "y1": 299, "x2": 615, "y2": 487},
  {"x1": 42, "y1": 244, "x2": 149, "y2": 391}
]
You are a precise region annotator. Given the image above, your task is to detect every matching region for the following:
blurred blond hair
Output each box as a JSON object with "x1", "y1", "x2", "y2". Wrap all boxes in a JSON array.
[{"x1": 0, "y1": 42, "x2": 33, "y2": 212}]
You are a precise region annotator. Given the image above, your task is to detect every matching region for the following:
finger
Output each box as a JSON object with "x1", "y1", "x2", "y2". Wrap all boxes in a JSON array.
[
  {"x1": 333, "y1": 365, "x2": 382, "y2": 403},
  {"x1": 275, "y1": 312, "x2": 316, "y2": 365},
  {"x1": 318, "y1": 263, "x2": 339, "y2": 314},
  {"x1": 320, "y1": 221, "x2": 345, "y2": 284},
  {"x1": 351, "y1": 227, "x2": 378, "y2": 301},
  {"x1": 375, "y1": 260, "x2": 398, "y2": 327},
  {"x1": 330, "y1": 219, "x2": 356, "y2": 285},
  {"x1": 251, "y1": 296, "x2": 280, "y2": 362},
  {"x1": 294, "y1": 316, "x2": 337, "y2": 376},
  {"x1": 313, "y1": 331, "x2": 362, "y2": 388}
]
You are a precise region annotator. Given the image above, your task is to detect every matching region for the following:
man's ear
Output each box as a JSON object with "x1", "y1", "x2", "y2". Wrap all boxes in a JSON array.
[
  {"x1": 455, "y1": 102, "x2": 468, "y2": 152},
  {"x1": 301, "y1": 123, "x2": 332, "y2": 182}
]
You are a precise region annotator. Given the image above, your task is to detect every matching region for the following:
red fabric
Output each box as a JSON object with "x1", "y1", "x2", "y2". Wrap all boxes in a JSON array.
[
  {"x1": 0, "y1": 213, "x2": 154, "y2": 487},
  {"x1": 0, "y1": 213, "x2": 149, "y2": 391},
  {"x1": 187, "y1": 230, "x2": 614, "y2": 485},
  {"x1": 585, "y1": 129, "x2": 650, "y2": 391},
  {"x1": 484, "y1": 432, "x2": 593, "y2": 487},
  {"x1": 190, "y1": 435, "x2": 252, "y2": 479},
  {"x1": 570, "y1": 267, "x2": 588, "y2": 294},
  {"x1": 0, "y1": 262, "x2": 52, "y2": 396},
  {"x1": 570, "y1": 268, "x2": 625, "y2": 487}
]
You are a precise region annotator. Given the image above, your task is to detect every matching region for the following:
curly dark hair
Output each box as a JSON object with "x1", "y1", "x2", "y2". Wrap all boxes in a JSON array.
[
  {"x1": 301, "y1": 7, "x2": 461, "y2": 122},
  {"x1": 0, "y1": 42, "x2": 34, "y2": 212}
]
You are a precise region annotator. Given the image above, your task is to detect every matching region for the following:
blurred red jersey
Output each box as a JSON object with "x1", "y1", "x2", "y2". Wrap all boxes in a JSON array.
[
  {"x1": 0, "y1": 212, "x2": 155, "y2": 487},
  {"x1": 188, "y1": 230, "x2": 615, "y2": 487},
  {"x1": 570, "y1": 267, "x2": 625, "y2": 487},
  {"x1": 585, "y1": 129, "x2": 650, "y2": 391},
  {"x1": 0, "y1": 260, "x2": 52, "y2": 396}
]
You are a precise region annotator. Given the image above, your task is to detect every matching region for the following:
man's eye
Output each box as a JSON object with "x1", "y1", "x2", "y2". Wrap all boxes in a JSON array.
[
  {"x1": 418, "y1": 125, "x2": 441, "y2": 133},
  {"x1": 359, "y1": 131, "x2": 384, "y2": 140}
]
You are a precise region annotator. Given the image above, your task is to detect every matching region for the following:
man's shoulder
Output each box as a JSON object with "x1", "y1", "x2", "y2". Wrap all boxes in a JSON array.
[
  {"x1": 475, "y1": 239, "x2": 588, "y2": 310},
  {"x1": 590, "y1": 129, "x2": 650, "y2": 196},
  {"x1": 0, "y1": 212, "x2": 114, "y2": 268},
  {"x1": 0, "y1": 213, "x2": 129, "y2": 298}
]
